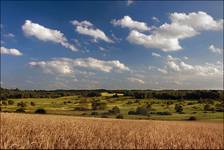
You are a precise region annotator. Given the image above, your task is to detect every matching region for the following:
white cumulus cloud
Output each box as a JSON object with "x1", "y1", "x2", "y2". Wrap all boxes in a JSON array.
[
  {"x1": 127, "y1": 11, "x2": 223, "y2": 52},
  {"x1": 71, "y1": 20, "x2": 113, "y2": 43},
  {"x1": 22, "y1": 20, "x2": 78, "y2": 51},
  {"x1": 158, "y1": 55, "x2": 223, "y2": 77},
  {"x1": 127, "y1": 0, "x2": 134, "y2": 6},
  {"x1": 29, "y1": 57, "x2": 129, "y2": 76},
  {"x1": 1, "y1": 47, "x2": 23, "y2": 56},
  {"x1": 128, "y1": 77, "x2": 145, "y2": 84},
  {"x1": 111, "y1": 16, "x2": 150, "y2": 32},
  {"x1": 152, "y1": 52, "x2": 161, "y2": 57},
  {"x1": 209, "y1": 45, "x2": 223, "y2": 54}
]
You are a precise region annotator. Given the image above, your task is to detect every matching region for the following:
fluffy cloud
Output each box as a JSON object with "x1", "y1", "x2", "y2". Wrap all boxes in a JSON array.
[
  {"x1": 71, "y1": 20, "x2": 113, "y2": 43},
  {"x1": 157, "y1": 68, "x2": 168, "y2": 74},
  {"x1": 128, "y1": 77, "x2": 145, "y2": 84},
  {"x1": 183, "y1": 56, "x2": 189, "y2": 60},
  {"x1": 167, "y1": 61, "x2": 181, "y2": 72},
  {"x1": 152, "y1": 52, "x2": 161, "y2": 57},
  {"x1": 158, "y1": 55, "x2": 222, "y2": 77},
  {"x1": 152, "y1": 16, "x2": 160, "y2": 22},
  {"x1": 4, "y1": 33, "x2": 15, "y2": 38},
  {"x1": 170, "y1": 11, "x2": 223, "y2": 31},
  {"x1": 111, "y1": 16, "x2": 150, "y2": 32},
  {"x1": 73, "y1": 57, "x2": 129, "y2": 72},
  {"x1": 127, "y1": 11, "x2": 223, "y2": 51},
  {"x1": 1, "y1": 47, "x2": 23, "y2": 56},
  {"x1": 29, "y1": 57, "x2": 129, "y2": 75},
  {"x1": 127, "y1": 0, "x2": 134, "y2": 6},
  {"x1": 22, "y1": 20, "x2": 78, "y2": 51},
  {"x1": 209, "y1": 45, "x2": 223, "y2": 54}
]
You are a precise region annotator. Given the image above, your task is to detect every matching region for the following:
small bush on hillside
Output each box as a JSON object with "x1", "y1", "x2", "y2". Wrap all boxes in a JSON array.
[
  {"x1": 30, "y1": 101, "x2": 35, "y2": 106},
  {"x1": 116, "y1": 114, "x2": 124, "y2": 119},
  {"x1": 126, "y1": 101, "x2": 133, "y2": 105},
  {"x1": 188, "y1": 116, "x2": 197, "y2": 121},
  {"x1": 35, "y1": 108, "x2": 46, "y2": 114},
  {"x1": 74, "y1": 107, "x2": 89, "y2": 111},
  {"x1": 192, "y1": 106, "x2": 198, "y2": 109},
  {"x1": 17, "y1": 101, "x2": 26, "y2": 107},
  {"x1": 156, "y1": 112, "x2": 172, "y2": 115},
  {"x1": 187, "y1": 102, "x2": 194, "y2": 105},
  {"x1": 8, "y1": 100, "x2": 14, "y2": 105},
  {"x1": 91, "y1": 100, "x2": 107, "y2": 110},
  {"x1": 128, "y1": 110, "x2": 136, "y2": 115},
  {"x1": 2, "y1": 101, "x2": 7, "y2": 105},
  {"x1": 101, "y1": 115, "x2": 109, "y2": 118},
  {"x1": 135, "y1": 106, "x2": 149, "y2": 115},
  {"x1": 101, "y1": 112, "x2": 111, "y2": 115},
  {"x1": 16, "y1": 108, "x2": 25, "y2": 113},
  {"x1": 175, "y1": 104, "x2": 183, "y2": 113},
  {"x1": 112, "y1": 94, "x2": 119, "y2": 98},
  {"x1": 108, "y1": 106, "x2": 120, "y2": 114},
  {"x1": 91, "y1": 112, "x2": 98, "y2": 115},
  {"x1": 204, "y1": 104, "x2": 215, "y2": 111}
]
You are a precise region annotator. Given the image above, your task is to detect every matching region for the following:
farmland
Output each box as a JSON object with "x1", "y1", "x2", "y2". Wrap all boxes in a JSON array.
[{"x1": 1, "y1": 113, "x2": 223, "y2": 149}]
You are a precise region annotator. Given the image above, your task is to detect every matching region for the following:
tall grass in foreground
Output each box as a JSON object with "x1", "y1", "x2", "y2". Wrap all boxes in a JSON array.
[{"x1": 1, "y1": 113, "x2": 223, "y2": 149}]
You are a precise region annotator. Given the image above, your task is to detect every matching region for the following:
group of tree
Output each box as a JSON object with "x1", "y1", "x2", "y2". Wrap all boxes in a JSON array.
[{"x1": 1, "y1": 88, "x2": 223, "y2": 101}]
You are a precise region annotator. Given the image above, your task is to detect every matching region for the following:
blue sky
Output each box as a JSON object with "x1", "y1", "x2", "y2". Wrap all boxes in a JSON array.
[{"x1": 1, "y1": 0, "x2": 223, "y2": 90}]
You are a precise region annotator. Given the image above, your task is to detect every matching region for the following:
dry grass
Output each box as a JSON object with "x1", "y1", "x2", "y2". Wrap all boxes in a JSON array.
[{"x1": 1, "y1": 113, "x2": 223, "y2": 149}]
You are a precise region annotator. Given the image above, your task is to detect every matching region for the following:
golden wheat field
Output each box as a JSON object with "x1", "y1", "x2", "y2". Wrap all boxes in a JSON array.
[{"x1": 1, "y1": 113, "x2": 223, "y2": 149}]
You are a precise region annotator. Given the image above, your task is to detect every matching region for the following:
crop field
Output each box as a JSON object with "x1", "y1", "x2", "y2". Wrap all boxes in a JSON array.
[
  {"x1": 1, "y1": 94, "x2": 223, "y2": 121},
  {"x1": 1, "y1": 113, "x2": 223, "y2": 149}
]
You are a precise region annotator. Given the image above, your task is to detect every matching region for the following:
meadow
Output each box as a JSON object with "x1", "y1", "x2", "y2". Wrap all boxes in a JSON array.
[
  {"x1": 1, "y1": 113, "x2": 223, "y2": 149},
  {"x1": 1, "y1": 93, "x2": 223, "y2": 121}
]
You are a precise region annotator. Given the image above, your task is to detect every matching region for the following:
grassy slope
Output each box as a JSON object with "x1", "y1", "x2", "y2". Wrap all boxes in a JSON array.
[{"x1": 1, "y1": 96, "x2": 223, "y2": 121}]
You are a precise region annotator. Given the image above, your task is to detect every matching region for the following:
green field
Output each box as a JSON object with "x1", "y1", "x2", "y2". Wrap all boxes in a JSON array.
[{"x1": 1, "y1": 94, "x2": 223, "y2": 121}]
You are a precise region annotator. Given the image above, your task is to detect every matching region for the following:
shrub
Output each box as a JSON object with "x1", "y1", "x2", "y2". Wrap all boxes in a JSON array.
[
  {"x1": 128, "y1": 110, "x2": 136, "y2": 115},
  {"x1": 74, "y1": 107, "x2": 89, "y2": 111},
  {"x1": 16, "y1": 108, "x2": 25, "y2": 113},
  {"x1": 175, "y1": 104, "x2": 183, "y2": 113},
  {"x1": 35, "y1": 108, "x2": 46, "y2": 114},
  {"x1": 108, "y1": 106, "x2": 120, "y2": 114},
  {"x1": 101, "y1": 112, "x2": 111, "y2": 115},
  {"x1": 188, "y1": 116, "x2": 197, "y2": 121},
  {"x1": 2, "y1": 101, "x2": 7, "y2": 105},
  {"x1": 156, "y1": 112, "x2": 172, "y2": 115},
  {"x1": 192, "y1": 106, "x2": 198, "y2": 109},
  {"x1": 8, "y1": 100, "x2": 14, "y2": 105},
  {"x1": 204, "y1": 104, "x2": 215, "y2": 111},
  {"x1": 135, "y1": 106, "x2": 149, "y2": 115},
  {"x1": 17, "y1": 101, "x2": 26, "y2": 107},
  {"x1": 91, "y1": 112, "x2": 98, "y2": 115},
  {"x1": 187, "y1": 102, "x2": 194, "y2": 105},
  {"x1": 116, "y1": 114, "x2": 124, "y2": 119},
  {"x1": 91, "y1": 100, "x2": 107, "y2": 110},
  {"x1": 30, "y1": 101, "x2": 35, "y2": 106},
  {"x1": 215, "y1": 107, "x2": 224, "y2": 112},
  {"x1": 126, "y1": 101, "x2": 133, "y2": 105},
  {"x1": 101, "y1": 115, "x2": 108, "y2": 118},
  {"x1": 112, "y1": 94, "x2": 119, "y2": 98}
]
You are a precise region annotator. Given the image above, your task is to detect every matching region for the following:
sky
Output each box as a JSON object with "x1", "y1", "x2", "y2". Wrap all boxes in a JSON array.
[{"x1": 0, "y1": 0, "x2": 223, "y2": 90}]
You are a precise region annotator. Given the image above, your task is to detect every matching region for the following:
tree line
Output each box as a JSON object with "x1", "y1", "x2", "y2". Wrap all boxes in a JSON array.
[{"x1": 0, "y1": 88, "x2": 223, "y2": 101}]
